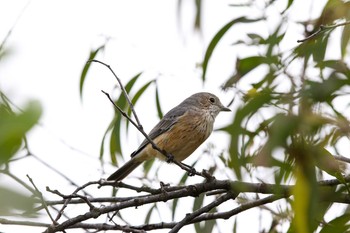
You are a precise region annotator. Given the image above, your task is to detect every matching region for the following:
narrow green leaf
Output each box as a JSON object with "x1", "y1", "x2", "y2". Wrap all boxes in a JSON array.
[
  {"x1": 155, "y1": 84, "x2": 163, "y2": 119},
  {"x1": 292, "y1": 162, "x2": 319, "y2": 233},
  {"x1": 109, "y1": 117, "x2": 121, "y2": 165},
  {"x1": 99, "y1": 116, "x2": 116, "y2": 160},
  {"x1": 202, "y1": 17, "x2": 262, "y2": 81},
  {"x1": 126, "y1": 80, "x2": 155, "y2": 130},
  {"x1": 341, "y1": 25, "x2": 350, "y2": 58},
  {"x1": 203, "y1": 215, "x2": 216, "y2": 233},
  {"x1": 314, "y1": 147, "x2": 342, "y2": 178},
  {"x1": 114, "y1": 72, "x2": 143, "y2": 111},
  {"x1": 0, "y1": 101, "x2": 42, "y2": 163},
  {"x1": 143, "y1": 158, "x2": 155, "y2": 177},
  {"x1": 320, "y1": 213, "x2": 350, "y2": 233},
  {"x1": 303, "y1": 75, "x2": 349, "y2": 103},
  {"x1": 171, "y1": 196, "x2": 179, "y2": 221},
  {"x1": 233, "y1": 217, "x2": 238, "y2": 233},
  {"x1": 145, "y1": 204, "x2": 156, "y2": 224},
  {"x1": 124, "y1": 72, "x2": 143, "y2": 94},
  {"x1": 79, "y1": 45, "x2": 105, "y2": 99},
  {"x1": 194, "y1": 0, "x2": 202, "y2": 31},
  {"x1": 226, "y1": 89, "x2": 273, "y2": 179},
  {"x1": 193, "y1": 193, "x2": 204, "y2": 210},
  {"x1": 292, "y1": 170, "x2": 311, "y2": 233},
  {"x1": 316, "y1": 60, "x2": 350, "y2": 76},
  {"x1": 281, "y1": 0, "x2": 294, "y2": 14},
  {"x1": 194, "y1": 193, "x2": 205, "y2": 233}
]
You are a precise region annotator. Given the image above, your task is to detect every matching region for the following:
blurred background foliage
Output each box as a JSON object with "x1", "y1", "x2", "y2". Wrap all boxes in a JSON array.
[
  {"x1": 2, "y1": 0, "x2": 350, "y2": 232},
  {"x1": 0, "y1": 92, "x2": 41, "y2": 215}
]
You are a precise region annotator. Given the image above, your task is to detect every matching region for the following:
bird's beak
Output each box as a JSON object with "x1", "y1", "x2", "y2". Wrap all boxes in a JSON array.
[{"x1": 220, "y1": 105, "x2": 231, "y2": 112}]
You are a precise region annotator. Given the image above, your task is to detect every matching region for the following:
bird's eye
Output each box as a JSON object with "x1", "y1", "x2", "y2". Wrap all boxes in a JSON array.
[{"x1": 209, "y1": 97, "x2": 215, "y2": 103}]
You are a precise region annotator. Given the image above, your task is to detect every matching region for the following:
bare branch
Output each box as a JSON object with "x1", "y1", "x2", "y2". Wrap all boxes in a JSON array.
[
  {"x1": 192, "y1": 194, "x2": 284, "y2": 222},
  {"x1": 170, "y1": 192, "x2": 235, "y2": 233},
  {"x1": 52, "y1": 180, "x2": 102, "y2": 223},
  {"x1": 334, "y1": 155, "x2": 350, "y2": 164}
]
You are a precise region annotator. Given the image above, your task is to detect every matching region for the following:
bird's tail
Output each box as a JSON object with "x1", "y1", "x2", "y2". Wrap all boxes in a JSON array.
[{"x1": 107, "y1": 157, "x2": 143, "y2": 181}]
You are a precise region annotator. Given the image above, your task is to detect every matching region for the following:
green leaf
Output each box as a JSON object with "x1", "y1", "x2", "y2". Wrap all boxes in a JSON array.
[
  {"x1": 145, "y1": 204, "x2": 157, "y2": 224},
  {"x1": 292, "y1": 170, "x2": 311, "y2": 233},
  {"x1": 226, "y1": 89, "x2": 273, "y2": 179},
  {"x1": 0, "y1": 101, "x2": 42, "y2": 163},
  {"x1": 203, "y1": 214, "x2": 216, "y2": 233},
  {"x1": 109, "y1": 118, "x2": 121, "y2": 165},
  {"x1": 281, "y1": 0, "x2": 295, "y2": 14},
  {"x1": 126, "y1": 79, "x2": 155, "y2": 130},
  {"x1": 79, "y1": 45, "x2": 105, "y2": 99},
  {"x1": 222, "y1": 55, "x2": 280, "y2": 89},
  {"x1": 341, "y1": 24, "x2": 350, "y2": 58},
  {"x1": 253, "y1": 114, "x2": 300, "y2": 168},
  {"x1": 124, "y1": 72, "x2": 143, "y2": 94},
  {"x1": 303, "y1": 74, "x2": 350, "y2": 102},
  {"x1": 293, "y1": 31, "x2": 331, "y2": 62},
  {"x1": 320, "y1": 213, "x2": 350, "y2": 233},
  {"x1": 99, "y1": 117, "x2": 116, "y2": 160},
  {"x1": 314, "y1": 147, "x2": 343, "y2": 178},
  {"x1": 202, "y1": 16, "x2": 262, "y2": 82},
  {"x1": 143, "y1": 158, "x2": 155, "y2": 177},
  {"x1": 171, "y1": 196, "x2": 179, "y2": 221},
  {"x1": 0, "y1": 186, "x2": 36, "y2": 216},
  {"x1": 194, "y1": 0, "x2": 202, "y2": 31},
  {"x1": 155, "y1": 84, "x2": 163, "y2": 119},
  {"x1": 292, "y1": 162, "x2": 319, "y2": 233},
  {"x1": 233, "y1": 218, "x2": 238, "y2": 233},
  {"x1": 194, "y1": 193, "x2": 205, "y2": 233},
  {"x1": 316, "y1": 60, "x2": 350, "y2": 76}
]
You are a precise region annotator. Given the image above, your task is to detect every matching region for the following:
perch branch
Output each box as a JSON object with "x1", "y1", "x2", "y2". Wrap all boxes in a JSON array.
[{"x1": 297, "y1": 20, "x2": 350, "y2": 43}]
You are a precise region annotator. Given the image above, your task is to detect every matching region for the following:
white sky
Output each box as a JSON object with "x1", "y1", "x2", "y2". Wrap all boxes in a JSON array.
[{"x1": 0, "y1": 0, "x2": 338, "y2": 232}]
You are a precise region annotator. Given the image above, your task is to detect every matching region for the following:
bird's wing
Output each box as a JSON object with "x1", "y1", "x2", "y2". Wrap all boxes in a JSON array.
[{"x1": 130, "y1": 106, "x2": 188, "y2": 157}]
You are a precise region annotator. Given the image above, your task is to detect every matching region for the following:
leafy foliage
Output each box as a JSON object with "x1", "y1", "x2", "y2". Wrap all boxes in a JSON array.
[{"x1": 0, "y1": 92, "x2": 41, "y2": 215}]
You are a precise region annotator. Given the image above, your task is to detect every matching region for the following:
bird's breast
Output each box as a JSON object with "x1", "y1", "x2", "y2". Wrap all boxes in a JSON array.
[{"x1": 144, "y1": 110, "x2": 214, "y2": 162}]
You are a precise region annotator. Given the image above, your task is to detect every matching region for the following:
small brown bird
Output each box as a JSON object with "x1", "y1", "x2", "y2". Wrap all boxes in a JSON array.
[{"x1": 107, "y1": 92, "x2": 230, "y2": 181}]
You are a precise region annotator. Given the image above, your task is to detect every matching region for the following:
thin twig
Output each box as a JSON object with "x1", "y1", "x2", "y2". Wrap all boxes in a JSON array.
[
  {"x1": 0, "y1": 1, "x2": 31, "y2": 54},
  {"x1": 46, "y1": 187, "x2": 96, "y2": 210},
  {"x1": 53, "y1": 180, "x2": 102, "y2": 222},
  {"x1": 0, "y1": 169, "x2": 37, "y2": 195},
  {"x1": 297, "y1": 20, "x2": 350, "y2": 43},
  {"x1": 26, "y1": 175, "x2": 56, "y2": 224},
  {"x1": 88, "y1": 59, "x2": 142, "y2": 127}
]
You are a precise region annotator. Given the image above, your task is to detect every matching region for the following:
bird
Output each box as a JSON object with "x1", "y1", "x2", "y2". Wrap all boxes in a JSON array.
[{"x1": 107, "y1": 92, "x2": 230, "y2": 181}]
